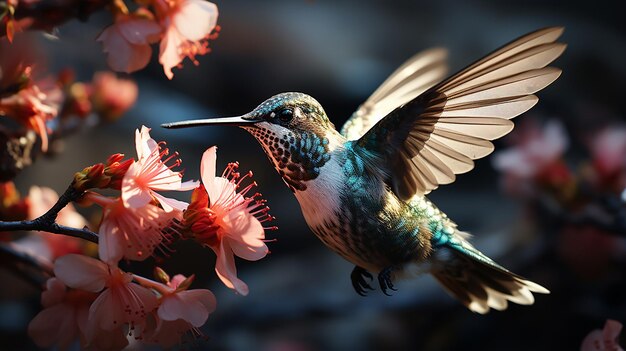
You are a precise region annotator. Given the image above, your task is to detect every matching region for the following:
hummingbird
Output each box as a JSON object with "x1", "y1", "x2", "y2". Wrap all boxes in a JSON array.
[{"x1": 164, "y1": 27, "x2": 565, "y2": 313}]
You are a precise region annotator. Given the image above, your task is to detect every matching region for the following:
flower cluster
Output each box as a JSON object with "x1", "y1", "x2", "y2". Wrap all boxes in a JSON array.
[
  {"x1": 0, "y1": 38, "x2": 138, "y2": 180},
  {"x1": 581, "y1": 319, "x2": 624, "y2": 351},
  {"x1": 97, "y1": 0, "x2": 219, "y2": 79},
  {"x1": 28, "y1": 255, "x2": 216, "y2": 349},
  {"x1": 14, "y1": 125, "x2": 276, "y2": 349},
  {"x1": 2, "y1": 0, "x2": 219, "y2": 79},
  {"x1": 179, "y1": 147, "x2": 275, "y2": 295},
  {"x1": 492, "y1": 119, "x2": 626, "y2": 278}
]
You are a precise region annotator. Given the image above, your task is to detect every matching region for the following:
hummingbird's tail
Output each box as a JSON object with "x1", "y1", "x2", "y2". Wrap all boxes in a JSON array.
[{"x1": 429, "y1": 241, "x2": 548, "y2": 314}]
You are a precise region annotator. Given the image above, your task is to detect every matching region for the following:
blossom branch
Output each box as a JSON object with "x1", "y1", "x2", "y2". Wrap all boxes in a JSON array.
[
  {"x1": 0, "y1": 243, "x2": 52, "y2": 287},
  {"x1": 1, "y1": 0, "x2": 112, "y2": 38},
  {"x1": 538, "y1": 194, "x2": 626, "y2": 237},
  {"x1": 0, "y1": 184, "x2": 99, "y2": 243}
]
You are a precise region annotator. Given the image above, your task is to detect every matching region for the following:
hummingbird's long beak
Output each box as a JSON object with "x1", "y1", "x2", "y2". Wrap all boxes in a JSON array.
[{"x1": 161, "y1": 115, "x2": 260, "y2": 129}]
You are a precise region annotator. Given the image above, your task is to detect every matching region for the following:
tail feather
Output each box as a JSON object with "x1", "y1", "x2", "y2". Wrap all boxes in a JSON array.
[{"x1": 430, "y1": 245, "x2": 548, "y2": 314}]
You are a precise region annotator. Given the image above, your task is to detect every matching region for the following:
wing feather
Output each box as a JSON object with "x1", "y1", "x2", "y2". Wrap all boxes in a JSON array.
[
  {"x1": 341, "y1": 48, "x2": 449, "y2": 140},
  {"x1": 357, "y1": 27, "x2": 566, "y2": 199},
  {"x1": 434, "y1": 95, "x2": 539, "y2": 119}
]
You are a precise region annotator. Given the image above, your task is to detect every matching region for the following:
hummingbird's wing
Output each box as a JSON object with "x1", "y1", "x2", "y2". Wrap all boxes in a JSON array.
[
  {"x1": 340, "y1": 48, "x2": 449, "y2": 140},
  {"x1": 356, "y1": 27, "x2": 565, "y2": 200}
]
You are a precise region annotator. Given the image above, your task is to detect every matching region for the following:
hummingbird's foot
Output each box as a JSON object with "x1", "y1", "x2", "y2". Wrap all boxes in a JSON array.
[
  {"x1": 351, "y1": 266, "x2": 374, "y2": 296},
  {"x1": 378, "y1": 267, "x2": 397, "y2": 296}
]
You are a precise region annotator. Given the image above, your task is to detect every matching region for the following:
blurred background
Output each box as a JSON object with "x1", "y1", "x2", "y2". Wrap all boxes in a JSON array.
[{"x1": 2, "y1": 0, "x2": 626, "y2": 350}]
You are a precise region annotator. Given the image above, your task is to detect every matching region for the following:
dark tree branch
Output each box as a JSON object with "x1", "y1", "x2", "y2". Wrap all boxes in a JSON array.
[
  {"x1": 0, "y1": 243, "x2": 52, "y2": 288},
  {"x1": 1, "y1": 0, "x2": 112, "y2": 37},
  {"x1": 0, "y1": 184, "x2": 99, "y2": 243},
  {"x1": 0, "y1": 243, "x2": 53, "y2": 275},
  {"x1": 538, "y1": 192, "x2": 626, "y2": 237}
]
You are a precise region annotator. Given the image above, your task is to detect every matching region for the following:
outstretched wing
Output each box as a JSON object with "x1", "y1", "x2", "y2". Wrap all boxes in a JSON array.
[
  {"x1": 341, "y1": 48, "x2": 449, "y2": 140},
  {"x1": 356, "y1": 27, "x2": 566, "y2": 200}
]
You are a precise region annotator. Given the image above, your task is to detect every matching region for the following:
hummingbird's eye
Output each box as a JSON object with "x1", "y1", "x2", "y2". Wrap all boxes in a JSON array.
[{"x1": 276, "y1": 108, "x2": 294, "y2": 123}]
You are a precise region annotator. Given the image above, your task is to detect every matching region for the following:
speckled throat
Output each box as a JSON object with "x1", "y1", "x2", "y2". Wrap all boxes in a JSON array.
[{"x1": 243, "y1": 125, "x2": 331, "y2": 192}]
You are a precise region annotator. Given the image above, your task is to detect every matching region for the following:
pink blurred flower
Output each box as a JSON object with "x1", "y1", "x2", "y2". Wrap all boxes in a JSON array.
[
  {"x1": 27, "y1": 278, "x2": 99, "y2": 351},
  {"x1": 134, "y1": 272, "x2": 216, "y2": 347},
  {"x1": 26, "y1": 186, "x2": 87, "y2": 259},
  {"x1": 590, "y1": 127, "x2": 626, "y2": 191},
  {"x1": 581, "y1": 319, "x2": 624, "y2": 351},
  {"x1": 91, "y1": 71, "x2": 138, "y2": 122},
  {"x1": 0, "y1": 81, "x2": 60, "y2": 152},
  {"x1": 0, "y1": 181, "x2": 28, "y2": 221},
  {"x1": 86, "y1": 192, "x2": 178, "y2": 264},
  {"x1": 154, "y1": 0, "x2": 219, "y2": 79},
  {"x1": 492, "y1": 119, "x2": 573, "y2": 198},
  {"x1": 97, "y1": 13, "x2": 161, "y2": 74},
  {"x1": 183, "y1": 147, "x2": 274, "y2": 295},
  {"x1": 558, "y1": 225, "x2": 626, "y2": 279},
  {"x1": 493, "y1": 119, "x2": 569, "y2": 178},
  {"x1": 53, "y1": 254, "x2": 158, "y2": 339},
  {"x1": 121, "y1": 126, "x2": 197, "y2": 212}
]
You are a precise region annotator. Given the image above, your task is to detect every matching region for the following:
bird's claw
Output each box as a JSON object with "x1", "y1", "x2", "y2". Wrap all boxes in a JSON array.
[
  {"x1": 378, "y1": 267, "x2": 397, "y2": 296},
  {"x1": 351, "y1": 266, "x2": 374, "y2": 296}
]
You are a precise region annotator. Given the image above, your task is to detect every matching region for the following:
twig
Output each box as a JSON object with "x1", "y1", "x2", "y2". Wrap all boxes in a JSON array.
[
  {"x1": 1, "y1": 0, "x2": 112, "y2": 38},
  {"x1": 0, "y1": 243, "x2": 52, "y2": 288},
  {"x1": 0, "y1": 184, "x2": 99, "y2": 243},
  {"x1": 538, "y1": 193, "x2": 626, "y2": 237}
]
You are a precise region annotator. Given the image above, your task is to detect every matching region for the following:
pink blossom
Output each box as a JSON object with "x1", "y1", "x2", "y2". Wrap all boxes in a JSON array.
[
  {"x1": 156, "y1": 274, "x2": 216, "y2": 327},
  {"x1": 97, "y1": 13, "x2": 162, "y2": 74},
  {"x1": 590, "y1": 127, "x2": 626, "y2": 189},
  {"x1": 492, "y1": 119, "x2": 569, "y2": 178},
  {"x1": 154, "y1": 0, "x2": 219, "y2": 79},
  {"x1": 121, "y1": 126, "x2": 197, "y2": 212},
  {"x1": 86, "y1": 192, "x2": 177, "y2": 264},
  {"x1": 183, "y1": 146, "x2": 274, "y2": 295},
  {"x1": 27, "y1": 278, "x2": 97, "y2": 350},
  {"x1": 581, "y1": 319, "x2": 624, "y2": 351},
  {"x1": 27, "y1": 276, "x2": 129, "y2": 351},
  {"x1": 53, "y1": 254, "x2": 158, "y2": 338},
  {"x1": 26, "y1": 186, "x2": 87, "y2": 259},
  {"x1": 145, "y1": 318, "x2": 199, "y2": 348},
  {"x1": 558, "y1": 225, "x2": 626, "y2": 279},
  {"x1": 91, "y1": 71, "x2": 138, "y2": 122},
  {"x1": 0, "y1": 82, "x2": 60, "y2": 152},
  {"x1": 134, "y1": 273, "x2": 216, "y2": 347}
]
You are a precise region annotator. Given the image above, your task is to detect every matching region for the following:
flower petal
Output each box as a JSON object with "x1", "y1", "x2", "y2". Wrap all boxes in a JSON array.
[
  {"x1": 89, "y1": 283, "x2": 157, "y2": 331},
  {"x1": 54, "y1": 254, "x2": 108, "y2": 292},
  {"x1": 227, "y1": 216, "x2": 268, "y2": 261},
  {"x1": 207, "y1": 177, "x2": 237, "y2": 208},
  {"x1": 581, "y1": 330, "x2": 603, "y2": 351},
  {"x1": 179, "y1": 179, "x2": 200, "y2": 191},
  {"x1": 118, "y1": 17, "x2": 162, "y2": 45},
  {"x1": 98, "y1": 215, "x2": 125, "y2": 265},
  {"x1": 182, "y1": 289, "x2": 217, "y2": 314},
  {"x1": 158, "y1": 293, "x2": 208, "y2": 327},
  {"x1": 86, "y1": 325, "x2": 129, "y2": 351},
  {"x1": 200, "y1": 146, "x2": 217, "y2": 190},
  {"x1": 41, "y1": 278, "x2": 67, "y2": 307},
  {"x1": 98, "y1": 25, "x2": 151, "y2": 73},
  {"x1": 135, "y1": 126, "x2": 157, "y2": 160},
  {"x1": 88, "y1": 289, "x2": 125, "y2": 331},
  {"x1": 215, "y1": 240, "x2": 249, "y2": 295},
  {"x1": 159, "y1": 26, "x2": 184, "y2": 80},
  {"x1": 28, "y1": 303, "x2": 77, "y2": 349},
  {"x1": 602, "y1": 320, "x2": 624, "y2": 350},
  {"x1": 121, "y1": 162, "x2": 153, "y2": 208},
  {"x1": 153, "y1": 192, "x2": 189, "y2": 212},
  {"x1": 173, "y1": 0, "x2": 218, "y2": 41}
]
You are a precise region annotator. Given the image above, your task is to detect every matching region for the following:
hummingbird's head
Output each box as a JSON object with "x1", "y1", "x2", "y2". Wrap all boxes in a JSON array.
[{"x1": 162, "y1": 92, "x2": 344, "y2": 192}]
